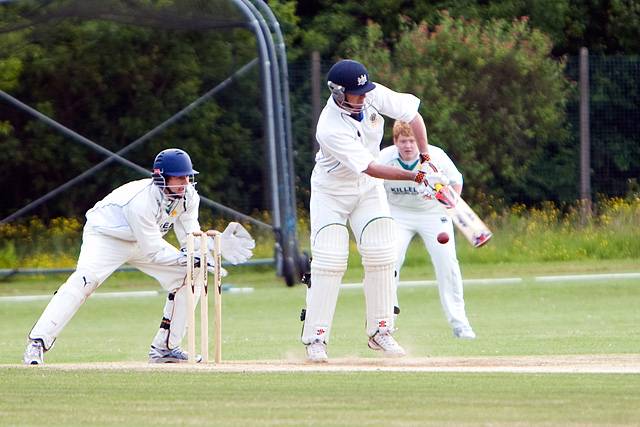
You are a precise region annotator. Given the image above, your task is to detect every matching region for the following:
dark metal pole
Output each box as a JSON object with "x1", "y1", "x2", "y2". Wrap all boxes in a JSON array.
[
  {"x1": 579, "y1": 47, "x2": 592, "y2": 223},
  {"x1": 311, "y1": 50, "x2": 321, "y2": 156},
  {"x1": 248, "y1": 0, "x2": 305, "y2": 285},
  {"x1": 229, "y1": 0, "x2": 279, "y2": 228}
]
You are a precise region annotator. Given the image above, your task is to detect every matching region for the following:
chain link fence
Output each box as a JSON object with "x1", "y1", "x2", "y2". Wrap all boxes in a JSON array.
[{"x1": 290, "y1": 54, "x2": 639, "y2": 206}]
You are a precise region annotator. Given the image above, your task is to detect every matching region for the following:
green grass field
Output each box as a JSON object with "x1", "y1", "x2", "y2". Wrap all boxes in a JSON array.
[{"x1": 1, "y1": 259, "x2": 640, "y2": 426}]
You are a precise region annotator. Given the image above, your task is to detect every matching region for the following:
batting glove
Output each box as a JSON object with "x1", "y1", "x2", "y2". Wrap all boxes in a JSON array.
[
  {"x1": 435, "y1": 185, "x2": 458, "y2": 209},
  {"x1": 415, "y1": 168, "x2": 450, "y2": 200}
]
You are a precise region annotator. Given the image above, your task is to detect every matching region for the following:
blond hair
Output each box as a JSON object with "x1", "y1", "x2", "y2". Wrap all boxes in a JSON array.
[{"x1": 392, "y1": 120, "x2": 414, "y2": 141}]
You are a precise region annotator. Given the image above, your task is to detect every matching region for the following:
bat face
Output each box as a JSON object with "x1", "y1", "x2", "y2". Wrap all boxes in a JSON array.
[
  {"x1": 436, "y1": 186, "x2": 493, "y2": 248},
  {"x1": 471, "y1": 230, "x2": 492, "y2": 247}
]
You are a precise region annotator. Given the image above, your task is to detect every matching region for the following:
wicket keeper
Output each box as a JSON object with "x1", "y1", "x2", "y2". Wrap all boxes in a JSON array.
[{"x1": 23, "y1": 148, "x2": 255, "y2": 364}]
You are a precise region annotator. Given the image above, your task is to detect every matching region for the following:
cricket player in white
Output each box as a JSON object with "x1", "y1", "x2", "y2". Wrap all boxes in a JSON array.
[
  {"x1": 379, "y1": 121, "x2": 476, "y2": 339},
  {"x1": 302, "y1": 59, "x2": 450, "y2": 362},
  {"x1": 23, "y1": 148, "x2": 255, "y2": 365}
]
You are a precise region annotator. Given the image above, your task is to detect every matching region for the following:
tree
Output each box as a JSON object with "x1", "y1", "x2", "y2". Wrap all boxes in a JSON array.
[
  {"x1": 346, "y1": 13, "x2": 573, "y2": 205},
  {"x1": 0, "y1": 16, "x2": 264, "y2": 219}
]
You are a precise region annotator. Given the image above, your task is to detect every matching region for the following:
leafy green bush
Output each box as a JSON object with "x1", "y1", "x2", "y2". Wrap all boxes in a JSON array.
[{"x1": 345, "y1": 13, "x2": 574, "y2": 205}]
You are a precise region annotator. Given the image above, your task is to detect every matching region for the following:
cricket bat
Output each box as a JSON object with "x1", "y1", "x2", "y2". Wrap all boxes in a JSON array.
[{"x1": 435, "y1": 184, "x2": 493, "y2": 248}]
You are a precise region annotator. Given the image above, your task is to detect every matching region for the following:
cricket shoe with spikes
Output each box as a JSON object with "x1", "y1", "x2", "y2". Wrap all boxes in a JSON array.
[
  {"x1": 23, "y1": 339, "x2": 45, "y2": 365},
  {"x1": 368, "y1": 331, "x2": 406, "y2": 357},
  {"x1": 305, "y1": 339, "x2": 328, "y2": 363},
  {"x1": 148, "y1": 346, "x2": 202, "y2": 363}
]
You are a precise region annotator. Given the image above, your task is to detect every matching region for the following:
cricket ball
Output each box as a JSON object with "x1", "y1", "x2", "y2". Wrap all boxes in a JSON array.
[{"x1": 437, "y1": 232, "x2": 449, "y2": 244}]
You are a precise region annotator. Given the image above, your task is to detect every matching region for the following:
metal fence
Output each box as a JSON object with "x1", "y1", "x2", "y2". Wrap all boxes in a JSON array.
[
  {"x1": 566, "y1": 53, "x2": 640, "y2": 201},
  {"x1": 290, "y1": 52, "x2": 640, "y2": 205}
]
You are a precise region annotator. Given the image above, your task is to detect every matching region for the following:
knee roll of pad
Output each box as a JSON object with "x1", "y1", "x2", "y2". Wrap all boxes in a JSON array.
[
  {"x1": 358, "y1": 217, "x2": 396, "y2": 267},
  {"x1": 312, "y1": 224, "x2": 349, "y2": 274}
]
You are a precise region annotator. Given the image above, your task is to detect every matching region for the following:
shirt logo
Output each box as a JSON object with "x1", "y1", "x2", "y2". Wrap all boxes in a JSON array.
[
  {"x1": 357, "y1": 74, "x2": 367, "y2": 86},
  {"x1": 391, "y1": 186, "x2": 418, "y2": 194},
  {"x1": 160, "y1": 222, "x2": 172, "y2": 233},
  {"x1": 368, "y1": 112, "x2": 381, "y2": 128}
]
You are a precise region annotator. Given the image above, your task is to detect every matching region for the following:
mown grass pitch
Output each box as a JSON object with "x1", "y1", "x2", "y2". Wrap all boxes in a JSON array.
[
  {"x1": 2, "y1": 370, "x2": 639, "y2": 426},
  {"x1": 1, "y1": 264, "x2": 640, "y2": 425}
]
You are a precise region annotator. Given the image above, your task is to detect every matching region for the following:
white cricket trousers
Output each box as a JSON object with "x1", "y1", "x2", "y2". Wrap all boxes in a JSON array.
[
  {"x1": 302, "y1": 178, "x2": 397, "y2": 343},
  {"x1": 392, "y1": 206, "x2": 472, "y2": 329},
  {"x1": 29, "y1": 227, "x2": 187, "y2": 350}
]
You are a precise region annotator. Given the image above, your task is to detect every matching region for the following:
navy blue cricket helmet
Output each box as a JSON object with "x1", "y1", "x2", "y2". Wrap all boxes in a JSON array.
[{"x1": 327, "y1": 59, "x2": 376, "y2": 96}]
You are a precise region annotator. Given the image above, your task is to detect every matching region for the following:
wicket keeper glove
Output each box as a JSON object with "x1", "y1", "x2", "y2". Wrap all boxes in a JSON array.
[
  {"x1": 214, "y1": 222, "x2": 255, "y2": 265},
  {"x1": 178, "y1": 250, "x2": 228, "y2": 277}
]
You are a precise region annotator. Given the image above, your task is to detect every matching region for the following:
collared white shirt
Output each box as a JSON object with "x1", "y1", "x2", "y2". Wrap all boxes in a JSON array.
[
  {"x1": 379, "y1": 145, "x2": 463, "y2": 212},
  {"x1": 312, "y1": 83, "x2": 420, "y2": 195},
  {"x1": 85, "y1": 178, "x2": 200, "y2": 262}
]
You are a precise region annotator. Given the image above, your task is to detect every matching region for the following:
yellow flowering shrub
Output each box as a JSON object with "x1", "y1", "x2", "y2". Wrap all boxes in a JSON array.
[{"x1": 1, "y1": 197, "x2": 638, "y2": 268}]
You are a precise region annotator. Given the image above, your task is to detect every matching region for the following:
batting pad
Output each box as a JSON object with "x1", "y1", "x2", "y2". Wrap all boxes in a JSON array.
[
  {"x1": 358, "y1": 217, "x2": 397, "y2": 336},
  {"x1": 29, "y1": 270, "x2": 99, "y2": 350},
  {"x1": 151, "y1": 270, "x2": 204, "y2": 350},
  {"x1": 301, "y1": 224, "x2": 349, "y2": 344}
]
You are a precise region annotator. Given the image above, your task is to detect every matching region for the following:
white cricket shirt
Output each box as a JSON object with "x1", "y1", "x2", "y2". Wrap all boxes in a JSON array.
[
  {"x1": 85, "y1": 178, "x2": 200, "y2": 263},
  {"x1": 378, "y1": 145, "x2": 463, "y2": 213},
  {"x1": 312, "y1": 83, "x2": 420, "y2": 195}
]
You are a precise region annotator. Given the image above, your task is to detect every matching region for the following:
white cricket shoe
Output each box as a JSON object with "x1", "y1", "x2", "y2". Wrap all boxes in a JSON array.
[
  {"x1": 305, "y1": 340, "x2": 328, "y2": 363},
  {"x1": 148, "y1": 346, "x2": 202, "y2": 363},
  {"x1": 368, "y1": 331, "x2": 406, "y2": 357},
  {"x1": 23, "y1": 339, "x2": 44, "y2": 365},
  {"x1": 453, "y1": 326, "x2": 476, "y2": 339}
]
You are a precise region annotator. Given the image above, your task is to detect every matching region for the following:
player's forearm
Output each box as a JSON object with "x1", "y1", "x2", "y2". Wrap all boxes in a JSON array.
[
  {"x1": 174, "y1": 216, "x2": 200, "y2": 248},
  {"x1": 409, "y1": 113, "x2": 429, "y2": 155},
  {"x1": 364, "y1": 161, "x2": 418, "y2": 181},
  {"x1": 149, "y1": 245, "x2": 184, "y2": 266}
]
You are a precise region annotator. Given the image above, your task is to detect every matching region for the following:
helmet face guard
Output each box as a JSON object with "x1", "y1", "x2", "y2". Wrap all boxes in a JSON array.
[
  {"x1": 152, "y1": 169, "x2": 197, "y2": 191},
  {"x1": 151, "y1": 148, "x2": 198, "y2": 199},
  {"x1": 328, "y1": 81, "x2": 371, "y2": 114}
]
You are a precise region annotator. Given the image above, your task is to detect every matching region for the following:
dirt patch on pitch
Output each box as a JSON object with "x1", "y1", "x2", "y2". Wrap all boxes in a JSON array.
[{"x1": 9, "y1": 354, "x2": 640, "y2": 373}]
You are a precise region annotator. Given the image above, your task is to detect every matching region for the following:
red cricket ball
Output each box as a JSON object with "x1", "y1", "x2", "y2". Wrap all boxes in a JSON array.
[{"x1": 437, "y1": 232, "x2": 449, "y2": 244}]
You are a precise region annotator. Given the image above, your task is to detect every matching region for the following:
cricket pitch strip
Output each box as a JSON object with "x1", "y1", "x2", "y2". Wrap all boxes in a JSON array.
[{"x1": 8, "y1": 354, "x2": 640, "y2": 373}]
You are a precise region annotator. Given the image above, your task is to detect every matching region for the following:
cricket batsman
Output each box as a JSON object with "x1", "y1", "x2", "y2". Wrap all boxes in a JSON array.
[
  {"x1": 23, "y1": 148, "x2": 255, "y2": 364},
  {"x1": 301, "y1": 59, "x2": 450, "y2": 362},
  {"x1": 379, "y1": 121, "x2": 476, "y2": 339}
]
